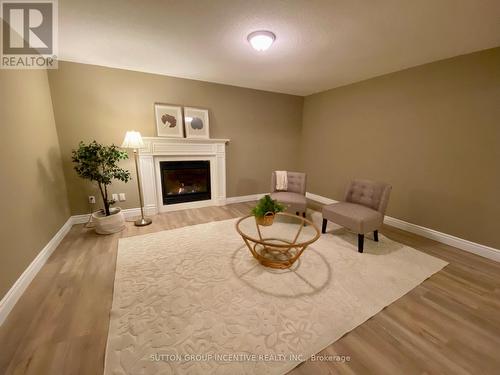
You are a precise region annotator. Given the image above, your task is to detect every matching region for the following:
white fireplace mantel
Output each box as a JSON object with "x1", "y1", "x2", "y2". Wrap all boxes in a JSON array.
[{"x1": 138, "y1": 137, "x2": 230, "y2": 213}]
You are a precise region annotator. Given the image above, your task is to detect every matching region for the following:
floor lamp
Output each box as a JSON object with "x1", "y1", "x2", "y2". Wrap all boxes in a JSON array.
[{"x1": 121, "y1": 131, "x2": 152, "y2": 227}]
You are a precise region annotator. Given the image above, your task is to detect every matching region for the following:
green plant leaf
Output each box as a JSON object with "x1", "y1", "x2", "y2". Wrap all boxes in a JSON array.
[
  {"x1": 72, "y1": 140, "x2": 131, "y2": 216},
  {"x1": 251, "y1": 195, "x2": 285, "y2": 217}
]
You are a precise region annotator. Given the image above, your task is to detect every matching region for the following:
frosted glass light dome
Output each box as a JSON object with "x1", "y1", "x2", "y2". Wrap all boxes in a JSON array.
[{"x1": 247, "y1": 30, "x2": 276, "y2": 51}]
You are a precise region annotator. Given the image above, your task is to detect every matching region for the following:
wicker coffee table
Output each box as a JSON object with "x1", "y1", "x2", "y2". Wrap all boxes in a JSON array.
[{"x1": 236, "y1": 212, "x2": 320, "y2": 269}]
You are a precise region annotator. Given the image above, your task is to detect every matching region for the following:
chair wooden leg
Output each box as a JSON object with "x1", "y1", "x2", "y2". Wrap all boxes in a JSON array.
[
  {"x1": 374, "y1": 230, "x2": 379, "y2": 242},
  {"x1": 321, "y1": 219, "x2": 327, "y2": 234},
  {"x1": 358, "y1": 234, "x2": 364, "y2": 253}
]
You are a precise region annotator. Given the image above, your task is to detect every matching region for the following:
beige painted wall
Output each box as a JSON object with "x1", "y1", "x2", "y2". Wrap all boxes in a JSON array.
[
  {"x1": 48, "y1": 62, "x2": 303, "y2": 215},
  {"x1": 0, "y1": 70, "x2": 70, "y2": 300},
  {"x1": 300, "y1": 48, "x2": 500, "y2": 249}
]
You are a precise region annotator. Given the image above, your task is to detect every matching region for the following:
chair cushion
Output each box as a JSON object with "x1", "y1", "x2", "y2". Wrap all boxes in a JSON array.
[
  {"x1": 322, "y1": 202, "x2": 383, "y2": 234},
  {"x1": 270, "y1": 191, "x2": 307, "y2": 213},
  {"x1": 345, "y1": 179, "x2": 391, "y2": 213}
]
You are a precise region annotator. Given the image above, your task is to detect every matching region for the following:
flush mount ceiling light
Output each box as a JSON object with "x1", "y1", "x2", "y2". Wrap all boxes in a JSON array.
[{"x1": 247, "y1": 30, "x2": 276, "y2": 51}]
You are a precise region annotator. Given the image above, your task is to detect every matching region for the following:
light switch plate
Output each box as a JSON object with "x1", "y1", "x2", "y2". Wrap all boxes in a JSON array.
[
  {"x1": 112, "y1": 193, "x2": 119, "y2": 201},
  {"x1": 119, "y1": 193, "x2": 126, "y2": 201}
]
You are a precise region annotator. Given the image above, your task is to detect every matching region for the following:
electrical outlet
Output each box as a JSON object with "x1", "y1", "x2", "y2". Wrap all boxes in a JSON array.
[
  {"x1": 119, "y1": 193, "x2": 126, "y2": 201},
  {"x1": 112, "y1": 193, "x2": 119, "y2": 202},
  {"x1": 88, "y1": 196, "x2": 96, "y2": 204}
]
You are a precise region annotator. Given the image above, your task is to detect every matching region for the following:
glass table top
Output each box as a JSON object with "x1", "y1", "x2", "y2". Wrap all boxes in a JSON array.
[{"x1": 236, "y1": 212, "x2": 320, "y2": 248}]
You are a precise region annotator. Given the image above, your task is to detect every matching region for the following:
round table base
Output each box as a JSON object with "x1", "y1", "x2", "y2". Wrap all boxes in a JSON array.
[
  {"x1": 236, "y1": 213, "x2": 320, "y2": 270},
  {"x1": 249, "y1": 238, "x2": 305, "y2": 269}
]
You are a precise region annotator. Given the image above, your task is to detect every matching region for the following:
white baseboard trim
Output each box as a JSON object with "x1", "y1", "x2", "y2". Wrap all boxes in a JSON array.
[
  {"x1": 72, "y1": 195, "x2": 268, "y2": 224},
  {"x1": 225, "y1": 193, "x2": 266, "y2": 204},
  {"x1": 71, "y1": 213, "x2": 91, "y2": 225},
  {"x1": 71, "y1": 206, "x2": 158, "y2": 225},
  {"x1": 306, "y1": 192, "x2": 338, "y2": 205},
  {"x1": 306, "y1": 192, "x2": 500, "y2": 262},
  {"x1": 383, "y1": 216, "x2": 500, "y2": 262},
  {"x1": 0, "y1": 217, "x2": 73, "y2": 326}
]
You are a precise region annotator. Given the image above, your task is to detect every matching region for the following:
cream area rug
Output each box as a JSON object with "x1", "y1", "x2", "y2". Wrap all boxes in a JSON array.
[{"x1": 104, "y1": 212, "x2": 447, "y2": 375}]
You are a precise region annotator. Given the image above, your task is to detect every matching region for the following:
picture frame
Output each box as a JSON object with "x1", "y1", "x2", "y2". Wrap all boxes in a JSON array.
[
  {"x1": 154, "y1": 103, "x2": 184, "y2": 138},
  {"x1": 184, "y1": 107, "x2": 210, "y2": 139}
]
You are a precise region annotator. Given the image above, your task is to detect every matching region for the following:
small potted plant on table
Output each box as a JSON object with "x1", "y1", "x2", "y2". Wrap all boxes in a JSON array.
[
  {"x1": 72, "y1": 141, "x2": 131, "y2": 234},
  {"x1": 252, "y1": 195, "x2": 285, "y2": 226}
]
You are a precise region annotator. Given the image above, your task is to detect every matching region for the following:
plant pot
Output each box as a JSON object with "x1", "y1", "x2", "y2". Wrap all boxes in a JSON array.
[
  {"x1": 92, "y1": 207, "x2": 125, "y2": 234},
  {"x1": 255, "y1": 212, "x2": 275, "y2": 226}
]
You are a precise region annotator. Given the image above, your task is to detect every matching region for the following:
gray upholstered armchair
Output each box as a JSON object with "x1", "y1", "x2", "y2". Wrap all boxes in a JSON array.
[
  {"x1": 270, "y1": 171, "x2": 307, "y2": 217},
  {"x1": 322, "y1": 179, "x2": 392, "y2": 253}
]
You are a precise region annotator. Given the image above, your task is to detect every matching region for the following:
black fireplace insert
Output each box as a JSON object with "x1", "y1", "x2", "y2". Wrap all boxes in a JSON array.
[{"x1": 160, "y1": 161, "x2": 211, "y2": 205}]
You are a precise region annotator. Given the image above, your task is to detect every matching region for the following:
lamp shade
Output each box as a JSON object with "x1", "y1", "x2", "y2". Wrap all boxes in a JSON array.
[{"x1": 121, "y1": 131, "x2": 144, "y2": 149}]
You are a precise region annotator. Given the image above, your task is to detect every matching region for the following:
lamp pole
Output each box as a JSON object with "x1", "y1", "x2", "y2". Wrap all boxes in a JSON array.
[
  {"x1": 133, "y1": 148, "x2": 152, "y2": 227},
  {"x1": 122, "y1": 131, "x2": 152, "y2": 227}
]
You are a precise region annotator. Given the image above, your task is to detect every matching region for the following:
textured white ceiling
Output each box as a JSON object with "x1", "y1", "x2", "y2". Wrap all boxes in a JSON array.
[{"x1": 59, "y1": 0, "x2": 500, "y2": 96}]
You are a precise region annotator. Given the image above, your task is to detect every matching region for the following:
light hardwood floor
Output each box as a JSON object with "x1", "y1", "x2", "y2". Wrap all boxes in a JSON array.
[{"x1": 1, "y1": 202, "x2": 499, "y2": 374}]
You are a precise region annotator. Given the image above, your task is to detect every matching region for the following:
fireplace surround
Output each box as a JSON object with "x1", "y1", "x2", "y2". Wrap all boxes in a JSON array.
[{"x1": 137, "y1": 137, "x2": 229, "y2": 213}]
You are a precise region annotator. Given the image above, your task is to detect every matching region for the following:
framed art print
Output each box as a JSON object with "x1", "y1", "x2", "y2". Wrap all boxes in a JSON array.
[
  {"x1": 184, "y1": 107, "x2": 210, "y2": 139},
  {"x1": 154, "y1": 103, "x2": 184, "y2": 138}
]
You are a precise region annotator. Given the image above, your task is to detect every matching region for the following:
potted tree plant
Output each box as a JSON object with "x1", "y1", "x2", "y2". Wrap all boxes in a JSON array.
[
  {"x1": 72, "y1": 141, "x2": 131, "y2": 234},
  {"x1": 251, "y1": 195, "x2": 285, "y2": 226}
]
